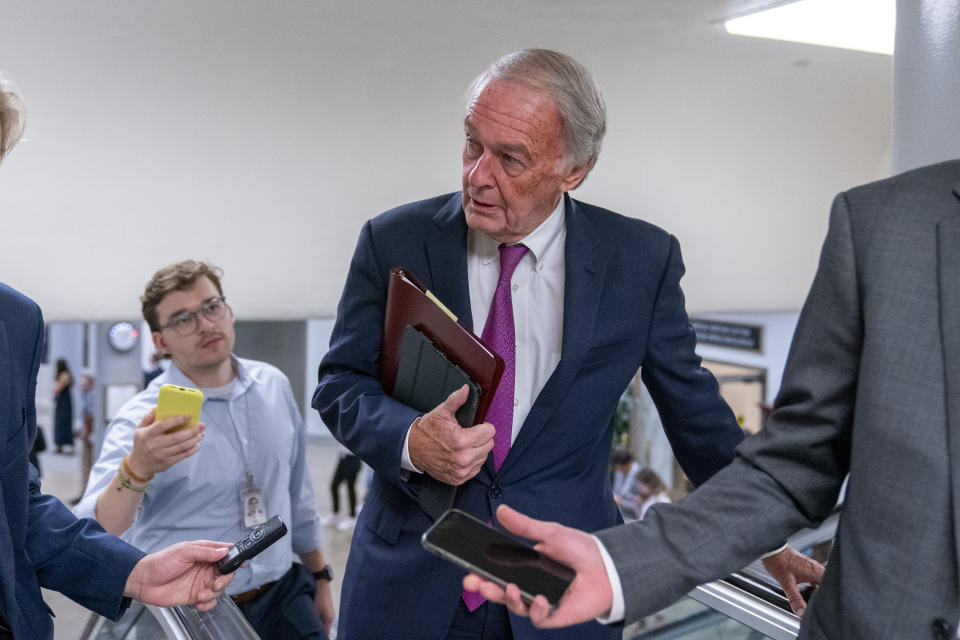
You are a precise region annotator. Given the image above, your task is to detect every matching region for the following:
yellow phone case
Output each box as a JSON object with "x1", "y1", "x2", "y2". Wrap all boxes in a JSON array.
[{"x1": 156, "y1": 384, "x2": 204, "y2": 433}]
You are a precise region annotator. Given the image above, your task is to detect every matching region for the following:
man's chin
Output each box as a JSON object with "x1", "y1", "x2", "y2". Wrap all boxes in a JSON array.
[
  {"x1": 191, "y1": 356, "x2": 232, "y2": 373},
  {"x1": 195, "y1": 345, "x2": 233, "y2": 366},
  {"x1": 464, "y1": 208, "x2": 501, "y2": 233}
]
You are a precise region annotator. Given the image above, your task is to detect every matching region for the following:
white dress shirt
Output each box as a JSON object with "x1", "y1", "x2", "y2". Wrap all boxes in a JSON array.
[{"x1": 466, "y1": 197, "x2": 566, "y2": 442}]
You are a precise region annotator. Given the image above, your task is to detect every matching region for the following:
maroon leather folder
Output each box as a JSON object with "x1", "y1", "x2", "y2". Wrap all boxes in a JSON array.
[
  {"x1": 380, "y1": 267, "x2": 503, "y2": 425},
  {"x1": 380, "y1": 268, "x2": 504, "y2": 520}
]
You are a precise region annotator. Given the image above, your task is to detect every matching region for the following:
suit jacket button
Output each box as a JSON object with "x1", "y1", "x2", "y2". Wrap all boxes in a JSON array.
[{"x1": 488, "y1": 484, "x2": 502, "y2": 498}]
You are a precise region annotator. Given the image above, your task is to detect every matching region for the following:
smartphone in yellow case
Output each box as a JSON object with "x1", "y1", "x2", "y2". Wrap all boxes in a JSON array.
[{"x1": 156, "y1": 384, "x2": 204, "y2": 433}]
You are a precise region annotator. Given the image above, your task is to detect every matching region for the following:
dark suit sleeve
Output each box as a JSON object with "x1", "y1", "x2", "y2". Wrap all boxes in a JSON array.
[
  {"x1": 312, "y1": 221, "x2": 421, "y2": 486},
  {"x1": 639, "y1": 236, "x2": 744, "y2": 486},
  {"x1": 20, "y1": 294, "x2": 145, "y2": 619},
  {"x1": 28, "y1": 465, "x2": 145, "y2": 619},
  {"x1": 597, "y1": 195, "x2": 858, "y2": 623}
]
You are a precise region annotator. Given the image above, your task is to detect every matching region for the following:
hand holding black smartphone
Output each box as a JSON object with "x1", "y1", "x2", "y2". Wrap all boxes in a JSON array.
[
  {"x1": 421, "y1": 509, "x2": 575, "y2": 608},
  {"x1": 218, "y1": 515, "x2": 287, "y2": 574}
]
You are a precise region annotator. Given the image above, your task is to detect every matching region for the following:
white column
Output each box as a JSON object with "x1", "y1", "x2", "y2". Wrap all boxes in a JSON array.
[{"x1": 893, "y1": 0, "x2": 960, "y2": 173}]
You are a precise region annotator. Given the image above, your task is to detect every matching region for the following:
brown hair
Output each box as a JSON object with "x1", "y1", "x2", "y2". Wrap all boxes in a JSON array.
[
  {"x1": 635, "y1": 468, "x2": 667, "y2": 496},
  {"x1": 141, "y1": 260, "x2": 224, "y2": 331},
  {"x1": 611, "y1": 448, "x2": 633, "y2": 466}
]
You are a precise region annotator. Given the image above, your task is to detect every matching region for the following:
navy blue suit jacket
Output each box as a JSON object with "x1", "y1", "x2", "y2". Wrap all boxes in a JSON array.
[
  {"x1": 313, "y1": 193, "x2": 743, "y2": 640},
  {"x1": 0, "y1": 283, "x2": 144, "y2": 640}
]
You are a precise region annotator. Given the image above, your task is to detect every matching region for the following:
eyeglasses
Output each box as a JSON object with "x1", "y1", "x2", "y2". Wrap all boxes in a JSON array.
[{"x1": 158, "y1": 297, "x2": 229, "y2": 337}]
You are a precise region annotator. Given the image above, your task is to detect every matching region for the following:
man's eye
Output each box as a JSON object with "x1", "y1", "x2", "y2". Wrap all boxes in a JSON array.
[
  {"x1": 205, "y1": 301, "x2": 222, "y2": 314},
  {"x1": 173, "y1": 314, "x2": 192, "y2": 328},
  {"x1": 465, "y1": 138, "x2": 481, "y2": 154},
  {"x1": 502, "y1": 155, "x2": 524, "y2": 175}
]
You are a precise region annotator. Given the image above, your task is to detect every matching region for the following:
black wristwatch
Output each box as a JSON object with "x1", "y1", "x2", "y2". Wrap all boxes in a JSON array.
[{"x1": 313, "y1": 564, "x2": 334, "y2": 582}]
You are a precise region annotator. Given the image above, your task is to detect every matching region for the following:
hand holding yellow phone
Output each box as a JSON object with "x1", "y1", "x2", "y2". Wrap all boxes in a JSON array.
[{"x1": 156, "y1": 384, "x2": 204, "y2": 433}]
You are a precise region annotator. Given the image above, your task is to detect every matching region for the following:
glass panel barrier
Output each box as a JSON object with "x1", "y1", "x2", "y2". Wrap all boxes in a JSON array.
[
  {"x1": 82, "y1": 594, "x2": 260, "y2": 640},
  {"x1": 626, "y1": 596, "x2": 779, "y2": 639},
  {"x1": 625, "y1": 506, "x2": 841, "y2": 640},
  {"x1": 165, "y1": 595, "x2": 260, "y2": 639}
]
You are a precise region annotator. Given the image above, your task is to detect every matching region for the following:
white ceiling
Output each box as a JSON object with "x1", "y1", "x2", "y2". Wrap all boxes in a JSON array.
[{"x1": 0, "y1": 1, "x2": 892, "y2": 321}]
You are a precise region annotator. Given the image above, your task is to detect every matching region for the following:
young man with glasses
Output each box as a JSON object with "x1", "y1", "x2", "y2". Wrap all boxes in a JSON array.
[
  {"x1": 3, "y1": 78, "x2": 235, "y2": 640},
  {"x1": 75, "y1": 260, "x2": 335, "y2": 640}
]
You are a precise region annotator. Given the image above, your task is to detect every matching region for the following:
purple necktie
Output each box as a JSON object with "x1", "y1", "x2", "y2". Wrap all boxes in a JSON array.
[
  {"x1": 481, "y1": 243, "x2": 529, "y2": 471},
  {"x1": 463, "y1": 242, "x2": 529, "y2": 612}
]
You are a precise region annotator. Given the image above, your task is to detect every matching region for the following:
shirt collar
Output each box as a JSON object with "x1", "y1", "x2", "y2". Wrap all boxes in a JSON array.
[
  {"x1": 162, "y1": 354, "x2": 254, "y2": 400},
  {"x1": 475, "y1": 195, "x2": 566, "y2": 265}
]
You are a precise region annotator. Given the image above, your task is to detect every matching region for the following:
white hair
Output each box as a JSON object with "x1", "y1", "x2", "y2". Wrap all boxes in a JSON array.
[
  {"x1": 0, "y1": 73, "x2": 25, "y2": 161},
  {"x1": 465, "y1": 49, "x2": 607, "y2": 171}
]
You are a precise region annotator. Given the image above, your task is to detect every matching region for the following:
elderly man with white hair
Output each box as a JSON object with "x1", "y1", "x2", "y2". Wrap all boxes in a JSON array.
[{"x1": 314, "y1": 49, "x2": 814, "y2": 640}]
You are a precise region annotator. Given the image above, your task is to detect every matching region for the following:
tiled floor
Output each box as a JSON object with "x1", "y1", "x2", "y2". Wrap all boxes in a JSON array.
[{"x1": 36, "y1": 438, "x2": 356, "y2": 640}]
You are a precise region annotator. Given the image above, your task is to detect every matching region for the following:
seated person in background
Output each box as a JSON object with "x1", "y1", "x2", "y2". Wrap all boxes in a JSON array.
[
  {"x1": 619, "y1": 468, "x2": 670, "y2": 521},
  {"x1": 75, "y1": 260, "x2": 335, "y2": 640},
  {"x1": 610, "y1": 449, "x2": 639, "y2": 507}
]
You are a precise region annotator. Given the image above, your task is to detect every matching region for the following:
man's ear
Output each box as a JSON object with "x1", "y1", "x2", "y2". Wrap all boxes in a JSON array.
[
  {"x1": 559, "y1": 156, "x2": 596, "y2": 192},
  {"x1": 151, "y1": 332, "x2": 169, "y2": 356}
]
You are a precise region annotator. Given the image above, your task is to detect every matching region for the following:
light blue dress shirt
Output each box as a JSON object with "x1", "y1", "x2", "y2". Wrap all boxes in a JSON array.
[{"x1": 75, "y1": 356, "x2": 322, "y2": 594}]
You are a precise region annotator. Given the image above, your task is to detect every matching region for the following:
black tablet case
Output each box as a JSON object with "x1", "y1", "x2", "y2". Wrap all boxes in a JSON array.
[{"x1": 394, "y1": 325, "x2": 481, "y2": 519}]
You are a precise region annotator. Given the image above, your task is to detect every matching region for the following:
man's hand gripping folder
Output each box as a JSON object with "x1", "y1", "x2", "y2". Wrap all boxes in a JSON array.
[{"x1": 380, "y1": 268, "x2": 504, "y2": 520}]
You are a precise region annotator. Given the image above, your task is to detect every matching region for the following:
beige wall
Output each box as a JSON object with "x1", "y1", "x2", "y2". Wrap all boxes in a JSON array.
[{"x1": 0, "y1": 1, "x2": 892, "y2": 321}]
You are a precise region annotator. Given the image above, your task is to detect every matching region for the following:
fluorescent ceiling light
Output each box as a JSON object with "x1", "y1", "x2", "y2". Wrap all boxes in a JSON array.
[{"x1": 725, "y1": 0, "x2": 895, "y2": 55}]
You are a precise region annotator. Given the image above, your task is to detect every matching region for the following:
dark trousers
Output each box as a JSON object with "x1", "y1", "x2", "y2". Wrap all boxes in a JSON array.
[
  {"x1": 445, "y1": 599, "x2": 513, "y2": 640},
  {"x1": 236, "y1": 563, "x2": 327, "y2": 640},
  {"x1": 330, "y1": 454, "x2": 362, "y2": 516}
]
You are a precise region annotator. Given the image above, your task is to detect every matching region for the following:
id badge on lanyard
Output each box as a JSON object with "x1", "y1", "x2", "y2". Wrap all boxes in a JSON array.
[
  {"x1": 242, "y1": 471, "x2": 267, "y2": 528},
  {"x1": 227, "y1": 391, "x2": 267, "y2": 529}
]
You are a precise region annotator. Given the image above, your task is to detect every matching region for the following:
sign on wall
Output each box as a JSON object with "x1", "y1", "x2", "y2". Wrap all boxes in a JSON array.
[{"x1": 690, "y1": 318, "x2": 763, "y2": 352}]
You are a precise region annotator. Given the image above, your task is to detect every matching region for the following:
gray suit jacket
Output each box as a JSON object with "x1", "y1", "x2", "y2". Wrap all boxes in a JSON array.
[{"x1": 596, "y1": 159, "x2": 960, "y2": 639}]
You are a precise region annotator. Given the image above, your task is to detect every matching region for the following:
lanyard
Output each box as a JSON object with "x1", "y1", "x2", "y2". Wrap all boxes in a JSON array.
[{"x1": 205, "y1": 378, "x2": 256, "y2": 489}]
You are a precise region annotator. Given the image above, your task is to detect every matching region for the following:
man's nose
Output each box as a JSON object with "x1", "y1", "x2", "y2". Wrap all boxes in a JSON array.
[
  {"x1": 196, "y1": 312, "x2": 217, "y2": 332},
  {"x1": 466, "y1": 151, "x2": 495, "y2": 188}
]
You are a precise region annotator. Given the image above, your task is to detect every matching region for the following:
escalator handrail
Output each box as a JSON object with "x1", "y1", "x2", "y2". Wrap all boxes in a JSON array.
[{"x1": 687, "y1": 577, "x2": 801, "y2": 640}]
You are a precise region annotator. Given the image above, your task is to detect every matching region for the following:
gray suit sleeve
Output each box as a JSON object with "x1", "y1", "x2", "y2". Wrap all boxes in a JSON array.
[{"x1": 596, "y1": 193, "x2": 860, "y2": 623}]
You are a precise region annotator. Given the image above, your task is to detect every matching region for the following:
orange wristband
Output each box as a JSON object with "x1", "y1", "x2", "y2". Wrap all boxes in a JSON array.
[{"x1": 122, "y1": 455, "x2": 153, "y2": 483}]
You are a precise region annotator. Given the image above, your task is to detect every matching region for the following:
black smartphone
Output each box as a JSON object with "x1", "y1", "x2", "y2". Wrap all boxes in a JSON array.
[
  {"x1": 421, "y1": 509, "x2": 575, "y2": 608},
  {"x1": 218, "y1": 515, "x2": 288, "y2": 574}
]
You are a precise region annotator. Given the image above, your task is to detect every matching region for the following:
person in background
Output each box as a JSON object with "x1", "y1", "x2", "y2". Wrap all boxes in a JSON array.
[
  {"x1": 323, "y1": 449, "x2": 363, "y2": 531},
  {"x1": 53, "y1": 358, "x2": 74, "y2": 454},
  {"x1": 69, "y1": 372, "x2": 96, "y2": 505},
  {"x1": 609, "y1": 449, "x2": 639, "y2": 508},
  {"x1": 143, "y1": 352, "x2": 164, "y2": 388},
  {"x1": 619, "y1": 468, "x2": 670, "y2": 521},
  {"x1": 1, "y1": 72, "x2": 234, "y2": 640},
  {"x1": 76, "y1": 260, "x2": 335, "y2": 640}
]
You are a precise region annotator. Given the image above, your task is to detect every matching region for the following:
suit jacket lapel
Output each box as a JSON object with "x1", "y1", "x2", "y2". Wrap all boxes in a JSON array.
[
  {"x1": 496, "y1": 195, "x2": 607, "y2": 477},
  {"x1": 939, "y1": 187, "x2": 960, "y2": 574},
  {"x1": 425, "y1": 194, "x2": 473, "y2": 330}
]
